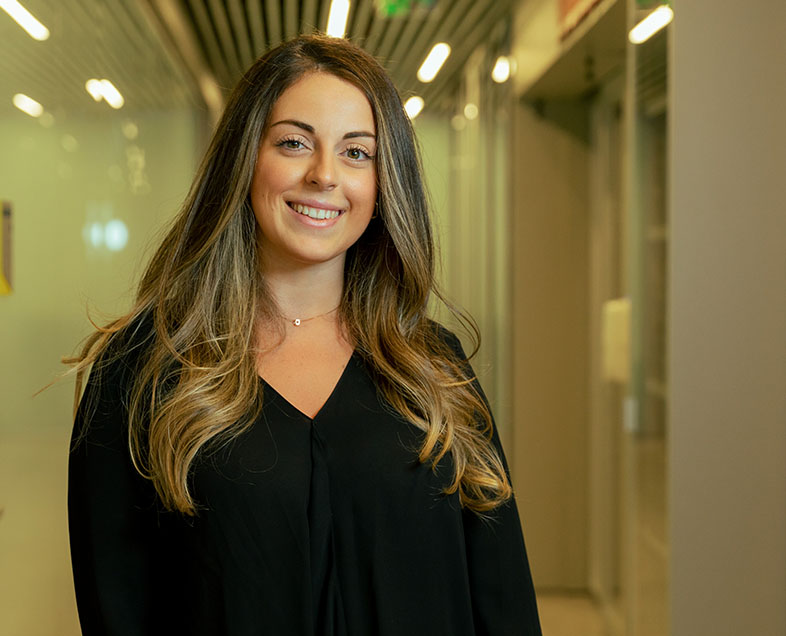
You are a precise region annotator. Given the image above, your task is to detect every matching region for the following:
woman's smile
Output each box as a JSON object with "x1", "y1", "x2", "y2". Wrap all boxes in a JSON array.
[{"x1": 287, "y1": 200, "x2": 344, "y2": 221}]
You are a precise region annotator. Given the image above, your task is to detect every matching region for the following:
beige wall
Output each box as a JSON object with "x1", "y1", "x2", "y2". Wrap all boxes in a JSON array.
[
  {"x1": 511, "y1": 100, "x2": 590, "y2": 590},
  {"x1": 0, "y1": 107, "x2": 201, "y2": 634},
  {"x1": 669, "y1": 3, "x2": 786, "y2": 635}
]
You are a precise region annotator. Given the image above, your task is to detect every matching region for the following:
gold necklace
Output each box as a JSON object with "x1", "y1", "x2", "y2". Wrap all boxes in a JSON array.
[{"x1": 287, "y1": 305, "x2": 339, "y2": 327}]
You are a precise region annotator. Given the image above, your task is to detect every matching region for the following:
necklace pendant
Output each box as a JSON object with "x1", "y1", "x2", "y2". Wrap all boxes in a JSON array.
[{"x1": 293, "y1": 318, "x2": 301, "y2": 326}]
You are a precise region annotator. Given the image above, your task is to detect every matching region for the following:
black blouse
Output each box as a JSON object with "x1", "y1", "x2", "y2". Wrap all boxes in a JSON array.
[{"x1": 68, "y1": 328, "x2": 541, "y2": 635}]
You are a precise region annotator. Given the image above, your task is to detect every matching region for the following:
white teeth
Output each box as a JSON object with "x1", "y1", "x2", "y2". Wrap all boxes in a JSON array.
[{"x1": 291, "y1": 203, "x2": 341, "y2": 220}]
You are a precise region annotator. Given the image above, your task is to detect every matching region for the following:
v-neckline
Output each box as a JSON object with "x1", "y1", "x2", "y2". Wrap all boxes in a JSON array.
[{"x1": 258, "y1": 350, "x2": 357, "y2": 421}]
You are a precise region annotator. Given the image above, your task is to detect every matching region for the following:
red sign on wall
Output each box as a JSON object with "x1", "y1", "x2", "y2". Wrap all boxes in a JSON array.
[{"x1": 559, "y1": 0, "x2": 604, "y2": 38}]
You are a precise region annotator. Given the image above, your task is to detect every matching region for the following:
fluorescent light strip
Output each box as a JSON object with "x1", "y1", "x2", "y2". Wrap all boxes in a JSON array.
[
  {"x1": 100, "y1": 79, "x2": 124, "y2": 109},
  {"x1": 0, "y1": 0, "x2": 49, "y2": 41},
  {"x1": 491, "y1": 56, "x2": 511, "y2": 83},
  {"x1": 417, "y1": 43, "x2": 451, "y2": 83},
  {"x1": 12, "y1": 93, "x2": 43, "y2": 117},
  {"x1": 404, "y1": 96, "x2": 424, "y2": 119},
  {"x1": 629, "y1": 5, "x2": 674, "y2": 44},
  {"x1": 85, "y1": 78, "x2": 125, "y2": 109},
  {"x1": 85, "y1": 79, "x2": 103, "y2": 101},
  {"x1": 326, "y1": 0, "x2": 350, "y2": 38}
]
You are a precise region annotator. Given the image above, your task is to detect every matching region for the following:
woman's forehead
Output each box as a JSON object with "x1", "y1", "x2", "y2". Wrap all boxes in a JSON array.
[{"x1": 268, "y1": 72, "x2": 375, "y2": 135}]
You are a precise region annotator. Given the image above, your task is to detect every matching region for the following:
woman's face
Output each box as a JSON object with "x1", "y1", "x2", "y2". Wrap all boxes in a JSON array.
[{"x1": 250, "y1": 71, "x2": 377, "y2": 273}]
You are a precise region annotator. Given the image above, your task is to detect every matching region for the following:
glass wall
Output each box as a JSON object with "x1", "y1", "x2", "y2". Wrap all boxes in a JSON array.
[
  {"x1": 623, "y1": 1, "x2": 669, "y2": 631},
  {"x1": 0, "y1": 2, "x2": 204, "y2": 632}
]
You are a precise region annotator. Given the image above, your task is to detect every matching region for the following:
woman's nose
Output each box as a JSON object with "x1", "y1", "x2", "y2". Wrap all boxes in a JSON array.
[{"x1": 306, "y1": 150, "x2": 337, "y2": 190}]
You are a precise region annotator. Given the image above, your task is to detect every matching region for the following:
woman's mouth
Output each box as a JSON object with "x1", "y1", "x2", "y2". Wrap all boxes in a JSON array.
[{"x1": 288, "y1": 202, "x2": 343, "y2": 220}]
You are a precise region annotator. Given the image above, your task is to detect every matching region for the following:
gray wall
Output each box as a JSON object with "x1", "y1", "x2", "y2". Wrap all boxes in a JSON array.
[{"x1": 669, "y1": 3, "x2": 786, "y2": 634}]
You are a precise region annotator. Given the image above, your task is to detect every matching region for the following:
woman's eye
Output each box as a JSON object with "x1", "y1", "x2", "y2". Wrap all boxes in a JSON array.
[
  {"x1": 345, "y1": 146, "x2": 372, "y2": 161},
  {"x1": 277, "y1": 138, "x2": 305, "y2": 150}
]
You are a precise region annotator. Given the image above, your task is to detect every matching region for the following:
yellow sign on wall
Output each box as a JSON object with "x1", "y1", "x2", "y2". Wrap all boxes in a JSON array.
[{"x1": 1, "y1": 201, "x2": 12, "y2": 295}]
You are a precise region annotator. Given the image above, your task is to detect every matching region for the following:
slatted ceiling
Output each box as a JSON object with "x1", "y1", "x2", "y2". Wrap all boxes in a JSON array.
[
  {"x1": 386, "y1": 6, "x2": 424, "y2": 68},
  {"x1": 376, "y1": 13, "x2": 405, "y2": 62},
  {"x1": 394, "y1": 0, "x2": 464, "y2": 85},
  {"x1": 208, "y1": 0, "x2": 241, "y2": 76},
  {"x1": 363, "y1": 6, "x2": 387, "y2": 50},
  {"x1": 188, "y1": 0, "x2": 228, "y2": 80},
  {"x1": 425, "y1": 1, "x2": 510, "y2": 103},
  {"x1": 282, "y1": 1, "x2": 298, "y2": 39},
  {"x1": 348, "y1": 0, "x2": 372, "y2": 42},
  {"x1": 157, "y1": 0, "x2": 517, "y2": 111},
  {"x1": 0, "y1": 0, "x2": 514, "y2": 117},
  {"x1": 228, "y1": 0, "x2": 253, "y2": 67},
  {"x1": 109, "y1": 0, "x2": 153, "y2": 60},
  {"x1": 316, "y1": 0, "x2": 331, "y2": 39},
  {"x1": 3, "y1": 0, "x2": 194, "y2": 113},
  {"x1": 246, "y1": 1, "x2": 266, "y2": 57},
  {"x1": 264, "y1": 0, "x2": 283, "y2": 47},
  {"x1": 419, "y1": 0, "x2": 512, "y2": 105},
  {"x1": 302, "y1": 0, "x2": 318, "y2": 32}
]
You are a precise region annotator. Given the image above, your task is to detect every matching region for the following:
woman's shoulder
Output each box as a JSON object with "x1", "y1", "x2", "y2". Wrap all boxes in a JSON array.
[
  {"x1": 82, "y1": 309, "x2": 155, "y2": 407},
  {"x1": 73, "y1": 311, "x2": 154, "y2": 446},
  {"x1": 425, "y1": 319, "x2": 469, "y2": 361},
  {"x1": 94, "y1": 310, "x2": 154, "y2": 376}
]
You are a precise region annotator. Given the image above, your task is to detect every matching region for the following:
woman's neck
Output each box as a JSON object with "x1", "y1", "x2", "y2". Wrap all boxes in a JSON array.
[{"x1": 260, "y1": 256, "x2": 345, "y2": 321}]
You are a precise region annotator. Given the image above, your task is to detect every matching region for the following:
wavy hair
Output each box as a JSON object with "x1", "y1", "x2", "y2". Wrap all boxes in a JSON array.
[{"x1": 66, "y1": 34, "x2": 511, "y2": 515}]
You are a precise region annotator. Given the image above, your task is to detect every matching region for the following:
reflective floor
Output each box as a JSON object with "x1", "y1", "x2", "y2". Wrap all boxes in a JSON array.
[{"x1": 538, "y1": 593, "x2": 607, "y2": 636}]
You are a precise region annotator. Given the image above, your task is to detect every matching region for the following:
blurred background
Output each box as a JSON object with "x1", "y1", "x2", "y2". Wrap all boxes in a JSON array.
[{"x1": 0, "y1": 1, "x2": 784, "y2": 635}]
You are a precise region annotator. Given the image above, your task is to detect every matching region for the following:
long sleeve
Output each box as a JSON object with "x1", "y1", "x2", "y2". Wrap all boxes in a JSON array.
[
  {"x1": 462, "y1": 427, "x2": 541, "y2": 635},
  {"x1": 444, "y1": 330, "x2": 542, "y2": 635},
  {"x1": 68, "y1": 345, "x2": 178, "y2": 635}
]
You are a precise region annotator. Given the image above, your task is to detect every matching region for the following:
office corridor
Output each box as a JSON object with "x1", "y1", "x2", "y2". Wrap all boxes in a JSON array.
[{"x1": 1, "y1": 1, "x2": 784, "y2": 635}]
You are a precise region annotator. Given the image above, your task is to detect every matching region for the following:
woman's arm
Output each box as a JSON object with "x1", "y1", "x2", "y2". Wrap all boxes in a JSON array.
[
  {"x1": 68, "y1": 344, "x2": 171, "y2": 635},
  {"x1": 461, "y1": 425, "x2": 541, "y2": 635},
  {"x1": 442, "y1": 329, "x2": 542, "y2": 635}
]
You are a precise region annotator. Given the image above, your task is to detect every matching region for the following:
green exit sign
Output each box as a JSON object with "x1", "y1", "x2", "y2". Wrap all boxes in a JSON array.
[{"x1": 377, "y1": 0, "x2": 435, "y2": 17}]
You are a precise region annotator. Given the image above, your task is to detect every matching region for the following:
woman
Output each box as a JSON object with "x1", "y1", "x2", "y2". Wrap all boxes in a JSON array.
[{"x1": 67, "y1": 34, "x2": 541, "y2": 635}]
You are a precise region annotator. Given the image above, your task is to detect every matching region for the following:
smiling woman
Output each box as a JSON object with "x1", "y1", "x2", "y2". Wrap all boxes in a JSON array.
[{"x1": 64, "y1": 34, "x2": 541, "y2": 636}]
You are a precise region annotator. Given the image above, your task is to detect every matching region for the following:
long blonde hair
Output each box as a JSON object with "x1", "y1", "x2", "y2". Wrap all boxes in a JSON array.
[{"x1": 67, "y1": 34, "x2": 512, "y2": 516}]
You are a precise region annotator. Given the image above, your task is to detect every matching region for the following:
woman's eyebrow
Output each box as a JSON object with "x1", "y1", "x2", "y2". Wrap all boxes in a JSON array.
[
  {"x1": 271, "y1": 119, "x2": 314, "y2": 133},
  {"x1": 343, "y1": 131, "x2": 376, "y2": 140},
  {"x1": 271, "y1": 119, "x2": 375, "y2": 140}
]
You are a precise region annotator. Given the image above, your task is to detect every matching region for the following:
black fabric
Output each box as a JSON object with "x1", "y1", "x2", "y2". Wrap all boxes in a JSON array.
[{"x1": 68, "y1": 329, "x2": 541, "y2": 635}]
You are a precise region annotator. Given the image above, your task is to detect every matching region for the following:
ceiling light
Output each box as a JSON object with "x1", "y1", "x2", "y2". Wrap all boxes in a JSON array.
[
  {"x1": 629, "y1": 5, "x2": 673, "y2": 44},
  {"x1": 85, "y1": 78, "x2": 125, "y2": 109},
  {"x1": 100, "y1": 79, "x2": 124, "y2": 109},
  {"x1": 491, "y1": 56, "x2": 511, "y2": 83},
  {"x1": 85, "y1": 79, "x2": 103, "y2": 101},
  {"x1": 417, "y1": 43, "x2": 451, "y2": 83},
  {"x1": 0, "y1": 0, "x2": 49, "y2": 41},
  {"x1": 12, "y1": 93, "x2": 43, "y2": 117},
  {"x1": 404, "y1": 96, "x2": 424, "y2": 119},
  {"x1": 326, "y1": 0, "x2": 350, "y2": 38}
]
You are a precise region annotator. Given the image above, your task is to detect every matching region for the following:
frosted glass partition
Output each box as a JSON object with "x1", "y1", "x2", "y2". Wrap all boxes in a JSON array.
[{"x1": 0, "y1": 105, "x2": 202, "y2": 634}]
